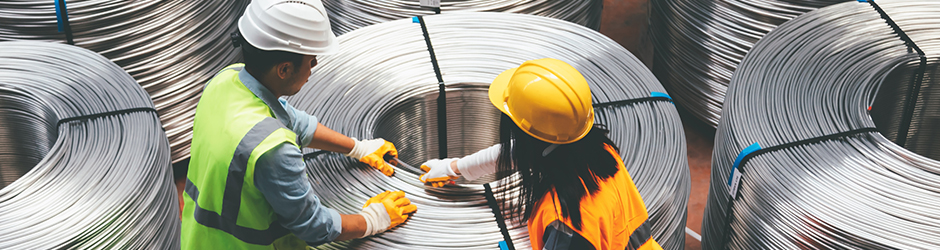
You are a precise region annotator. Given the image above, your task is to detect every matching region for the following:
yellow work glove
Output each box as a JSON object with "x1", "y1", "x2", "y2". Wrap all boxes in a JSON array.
[
  {"x1": 359, "y1": 191, "x2": 417, "y2": 237},
  {"x1": 419, "y1": 158, "x2": 460, "y2": 188},
  {"x1": 346, "y1": 138, "x2": 398, "y2": 176}
]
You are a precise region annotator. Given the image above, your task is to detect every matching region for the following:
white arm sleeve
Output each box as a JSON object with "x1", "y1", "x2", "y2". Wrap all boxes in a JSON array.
[{"x1": 456, "y1": 144, "x2": 501, "y2": 181}]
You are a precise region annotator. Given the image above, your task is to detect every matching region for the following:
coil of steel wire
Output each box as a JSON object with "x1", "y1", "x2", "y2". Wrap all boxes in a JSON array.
[
  {"x1": 0, "y1": 0, "x2": 250, "y2": 163},
  {"x1": 702, "y1": 0, "x2": 940, "y2": 249},
  {"x1": 0, "y1": 41, "x2": 178, "y2": 249},
  {"x1": 287, "y1": 12, "x2": 690, "y2": 249},
  {"x1": 649, "y1": 0, "x2": 850, "y2": 127},
  {"x1": 322, "y1": 0, "x2": 602, "y2": 36}
]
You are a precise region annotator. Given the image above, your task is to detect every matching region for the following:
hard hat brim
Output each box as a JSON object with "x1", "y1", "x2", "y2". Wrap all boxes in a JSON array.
[
  {"x1": 489, "y1": 64, "x2": 595, "y2": 145},
  {"x1": 489, "y1": 67, "x2": 516, "y2": 115}
]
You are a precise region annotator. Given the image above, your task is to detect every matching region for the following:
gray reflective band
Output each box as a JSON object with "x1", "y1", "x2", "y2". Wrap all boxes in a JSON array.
[
  {"x1": 186, "y1": 117, "x2": 290, "y2": 245},
  {"x1": 542, "y1": 220, "x2": 595, "y2": 250},
  {"x1": 627, "y1": 219, "x2": 652, "y2": 250}
]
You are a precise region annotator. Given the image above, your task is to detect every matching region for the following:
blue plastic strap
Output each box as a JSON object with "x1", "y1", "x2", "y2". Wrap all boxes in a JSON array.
[
  {"x1": 857, "y1": 0, "x2": 868, "y2": 2},
  {"x1": 499, "y1": 241, "x2": 509, "y2": 250},
  {"x1": 650, "y1": 91, "x2": 672, "y2": 100},
  {"x1": 728, "y1": 142, "x2": 761, "y2": 198},
  {"x1": 54, "y1": 0, "x2": 64, "y2": 32},
  {"x1": 412, "y1": 16, "x2": 420, "y2": 23}
]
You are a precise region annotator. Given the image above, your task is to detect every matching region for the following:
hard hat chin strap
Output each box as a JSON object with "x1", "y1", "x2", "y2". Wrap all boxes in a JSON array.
[
  {"x1": 542, "y1": 144, "x2": 560, "y2": 157},
  {"x1": 230, "y1": 31, "x2": 243, "y2": 48}
]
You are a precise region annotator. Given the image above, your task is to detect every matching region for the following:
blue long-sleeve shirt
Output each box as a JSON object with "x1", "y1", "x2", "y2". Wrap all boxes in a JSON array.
[{"x1": 238, "y1": 70, "x2": 343, "y2": 245}]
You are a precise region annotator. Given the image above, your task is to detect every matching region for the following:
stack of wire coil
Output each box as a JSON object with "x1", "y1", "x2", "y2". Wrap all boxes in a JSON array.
[
  {"x1": 0, "y1": 0, "x2": 250, "y2": 162},
  {"x1": 322, "y1": 0, "x2": 602, "y2": 35},
  {"x1": 0, "y1": 41, "x2": 178, "y2": 249},
  {"x1": 649, "y1": 0, "x2": 849, "y2": 127},
  {"x1": 288, "y1": 12, "x2": 690, "y2": 249},
  {"x1": 703, "y1": 0, "x2": 940, "y2": 248}
]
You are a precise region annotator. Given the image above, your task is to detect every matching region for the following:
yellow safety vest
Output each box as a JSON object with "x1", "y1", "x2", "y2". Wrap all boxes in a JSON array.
[{"x1": 181, "y1": 64, "x2": 307, "y2": 249}]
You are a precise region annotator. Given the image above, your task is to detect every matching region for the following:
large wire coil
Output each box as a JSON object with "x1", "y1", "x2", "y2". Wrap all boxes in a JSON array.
[
  {"x1": 322, "y1": 0, "x2": 603, "y2": 36},
  {"x1": 287, "y1": 12, "x2": 690, "y2": 249},
  {"x1": 0, "y1": 41, "x2": 179, "y2": 249},
  {"x1": 702, "y1": 1, "x2": 940, "y2": 248},
  {"x1": 649, "y1": 0, "x2": 849, "y2": 127},
  {"x1": 0, "y1": 0, "x2": 250, "y2": 163}
]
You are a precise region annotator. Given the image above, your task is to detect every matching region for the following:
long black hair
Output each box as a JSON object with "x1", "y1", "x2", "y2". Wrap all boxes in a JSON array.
[{"x1": 495, "y1": 113, "x2": 620, "y2": 230}]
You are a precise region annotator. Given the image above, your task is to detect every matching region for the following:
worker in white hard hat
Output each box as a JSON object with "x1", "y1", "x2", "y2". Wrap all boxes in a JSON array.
[
  {"x1": 418, "y1": 58, "x2": 663, "y2": 250},
  {"x1": 181, "y1": 0, "x2": 416, "y2": 249}
]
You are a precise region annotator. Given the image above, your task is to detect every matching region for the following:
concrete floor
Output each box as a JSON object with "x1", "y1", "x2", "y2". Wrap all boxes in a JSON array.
[{"x1": 175, "y1": 2, "x2": 715, "y2": 249}]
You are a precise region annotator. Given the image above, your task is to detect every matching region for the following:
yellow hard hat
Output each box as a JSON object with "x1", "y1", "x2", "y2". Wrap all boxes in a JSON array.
[{"x1": 488, "y1": 58, "x2": 594, "y2": 144}]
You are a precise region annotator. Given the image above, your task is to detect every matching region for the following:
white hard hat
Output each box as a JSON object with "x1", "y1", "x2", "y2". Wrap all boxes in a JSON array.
[{"x1": 237, "y1": 0, "x2": 338, "y2": 55}]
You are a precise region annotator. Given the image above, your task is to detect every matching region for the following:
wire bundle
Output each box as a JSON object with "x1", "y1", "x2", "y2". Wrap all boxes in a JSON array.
[
  {"x1": 0, "y1": 41, "x2": 178, "y2": 249},
  {"x1": 650, "y1": 0, "x2": 849, "y2": 127},
  {"x1": 288, "y1": 12, "x2": 690, "y2": 249},
  {"x1": 0, "y1": 0, "x2": 250, "y2": 162},
  {"x1": 703, "y1": 1, "x2": 940, "y2": 248},
  {"x1": 322, "y1": 0, "x2": 602, "y2": 35}
]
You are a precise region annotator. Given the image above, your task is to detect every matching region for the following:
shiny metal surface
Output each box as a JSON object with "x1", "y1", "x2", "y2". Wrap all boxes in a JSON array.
[
  {"x1": 702, "y1": 1, "x2": 940, "y2": 248},
  {"x1": 650, "y1": 0, "x2": 849, "y2": 127},
  {"x1": 0, "y1": 41, "x2": 178, "y2": 249},
  {"x1": 323, "y1": 0, "x2": 602, "y2": 35},
  {"x1": 288, "y1": 12, "x2": 690, "y2": 249},
  {"x1": 0, "y1": 0, "x2": 250, "y2": 163}
]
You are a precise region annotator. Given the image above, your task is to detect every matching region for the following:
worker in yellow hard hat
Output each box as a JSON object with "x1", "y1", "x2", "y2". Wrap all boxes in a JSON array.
[
  {"x1": 181, "y1": 0, "x2": 415, "y2": 249},
  {"x1": 419, "y1": 58, "x2": 663, "y2": 250}
]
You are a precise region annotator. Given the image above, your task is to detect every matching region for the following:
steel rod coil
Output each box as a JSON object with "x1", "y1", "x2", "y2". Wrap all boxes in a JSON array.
[
  {"x1": 650, "y1": 0, "x2": 850, "y2": 127},
  {"x1": 0, "y1": 41, "x2": 178, "y2": 249},
  {"x1": 322, "y1": 0, "x2": 602, "y2": 36},
  {"x1": 0, "y1": 0, "x2": 250, "y2": 163},
  {"x1": 703, "y1": 0, "x2": 940, "y2": 248},
  {"x1": 287, "y1": 12, "x2": 690, "y2": 249}
]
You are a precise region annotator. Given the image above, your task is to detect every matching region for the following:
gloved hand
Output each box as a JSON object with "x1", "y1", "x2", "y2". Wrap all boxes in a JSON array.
[
  {"x1": 359, "y1": 191, "x2": 417, "y2": 237},
  {"x1": 346, "y1": 138, "x2": 397, "y2": 176},
  {"x1": 419, "y1": 158, "x2": 460, "y2": 187},
  {"x1": 418, "y1": 144, "x2": 501, "y2": 186}
]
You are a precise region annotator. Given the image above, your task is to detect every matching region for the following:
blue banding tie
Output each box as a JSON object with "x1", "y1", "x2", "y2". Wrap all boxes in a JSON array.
[
  {"x1": 499, "y1": 241, "x2": 509, "y2": 250},
  {"x1": 412, "y1": 16, "x2": 420, "y2": 23},
  {"x1": 728, "y1": 142, "x2": 761, "y2": 186},
  {"x1": 55, "y1": 0, "x2": 65, "y2": 33},
  {"x1": 650, "y1": 91, "x2": 672, "y2": 99}
]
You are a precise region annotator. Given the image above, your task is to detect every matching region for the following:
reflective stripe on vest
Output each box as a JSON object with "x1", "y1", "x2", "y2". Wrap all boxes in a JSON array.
[
  {"x1": 184, "y1": 117, "x2": 289, "y2": 245},
  {"x1": 626, "y1": 218, "x2": 652, "y2": 250}
]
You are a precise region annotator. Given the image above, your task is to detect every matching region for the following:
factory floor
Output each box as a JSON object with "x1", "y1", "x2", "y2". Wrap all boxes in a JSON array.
[{"x1": 175, "y1": 1, "x2": 714, "y2": 249}]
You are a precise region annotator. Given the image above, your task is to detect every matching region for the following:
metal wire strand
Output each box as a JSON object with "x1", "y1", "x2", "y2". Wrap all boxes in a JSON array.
[
  {"x1": 0, "y1": 0, "x2": 250, "y2": 163},
  {"x1": 0, "y1": 41, "x2": 178, "y2": 249},
  {"x1": 650, "y1": 0, "x2": 850, "y2": 127},
  {"x1": 702, "y1": 1, "x2": 940, "y2": 249},
  {"x1": 322, "y1": 0, "x2": 603, "y2": 35},
  {"x1": 287, "y1": 12, "x2": 690, "y2": 250}
]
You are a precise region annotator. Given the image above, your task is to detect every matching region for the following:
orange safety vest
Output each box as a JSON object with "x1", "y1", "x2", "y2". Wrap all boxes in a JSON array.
[{"x1": 528, "y1": 144, "x2": 662, "y2": 250}]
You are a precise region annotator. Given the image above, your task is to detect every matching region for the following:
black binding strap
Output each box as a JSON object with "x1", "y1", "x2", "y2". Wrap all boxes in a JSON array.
[
  {"x1": 56, "y1": 107, "x2": 158, "y2": 127},
  {"x1": 593, "y1": 96, "x2": 673, "y2": 109},
  {"x1": 484, "y1": 183, "x2": 515, "y2": 250},
  {"x1": 737, "y1": 128, "x2": 879, "y2": 171},
  {"x1": 415, "y1": 16, "x2": 448, "y2": 159},
  {"x1": 867, "y1": 0, "x2": 927, "y2": 147}
]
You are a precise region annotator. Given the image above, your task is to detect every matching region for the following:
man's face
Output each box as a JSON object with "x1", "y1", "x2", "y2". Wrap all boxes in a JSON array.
[{"x1": 284, "y1": 55, "x2": 317, "y2": 96}]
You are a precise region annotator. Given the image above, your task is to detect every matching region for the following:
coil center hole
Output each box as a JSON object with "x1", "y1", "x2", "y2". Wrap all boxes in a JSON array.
[
  {"x1": 373, "y1": 84, "x2": 505, "y2": 183},
  {"x1": 870, "y1": 60, "x2": 940, "y2": 161},
  {"x1": 0, "y1": 90, "x2": 58, "y2": 189}
]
